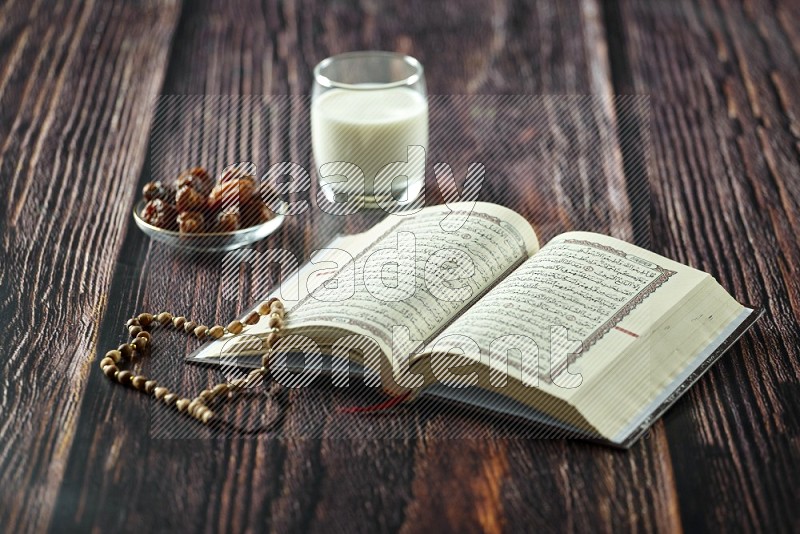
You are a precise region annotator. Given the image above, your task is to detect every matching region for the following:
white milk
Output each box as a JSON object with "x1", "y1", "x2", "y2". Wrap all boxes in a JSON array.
[{"x1": 312, "y1": 87, "x2": 428, "y2": 205}]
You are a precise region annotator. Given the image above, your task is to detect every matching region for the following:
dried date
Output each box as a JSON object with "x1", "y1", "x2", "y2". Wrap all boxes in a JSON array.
[
  {"x1": 142, "y1": 181, "x2": 175, "y2": 202},
  {"x1": 208, "y1": 178, "x2": 257, "y2": 210},
  {"x1": 242, "y1": 201, "x2": 274, "y2": 226},
  {"x1": 216, "y1": 206, "x2": 242, "y2": 232},
  {"x1": 175, "y1": 167, "x2": 213, "y2": 195},
  {"x1": 176, "y1": 185, "x2": 207, "y2": 212},
  {"x1": 177, "y1": 211, "x2": 206, "y2": 234},
  {"x1": 141, "y1": 199, "x2": 177, "y2": 230}
]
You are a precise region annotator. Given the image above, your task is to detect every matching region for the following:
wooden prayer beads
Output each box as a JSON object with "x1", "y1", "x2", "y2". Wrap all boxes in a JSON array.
[{"x1": 98, "y1": 298, "x2": 286, "y2": 425}]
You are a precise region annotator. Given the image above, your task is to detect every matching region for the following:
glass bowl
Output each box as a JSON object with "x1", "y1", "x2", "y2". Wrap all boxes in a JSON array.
[{"x1": 132, "y1": 200, "x2": 286, "y2": 253}]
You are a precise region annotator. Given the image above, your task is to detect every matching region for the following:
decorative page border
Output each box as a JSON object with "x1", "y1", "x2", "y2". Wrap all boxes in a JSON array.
[
  {"x1": 289, "y1": 211, "x2": 529, "y2": 346},
  {"x1": 563, "y1": 239, "x2": 676, "y2": 350}
]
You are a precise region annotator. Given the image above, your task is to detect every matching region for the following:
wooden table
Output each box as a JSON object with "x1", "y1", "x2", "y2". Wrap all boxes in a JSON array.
[{"x1": 1, "y1": 0, "x2": 798, "y2": 532}]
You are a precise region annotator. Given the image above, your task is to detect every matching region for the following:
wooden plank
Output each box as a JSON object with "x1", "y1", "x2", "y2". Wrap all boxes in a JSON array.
[
  {"x1": 50, "y1": 0, "x2": 319, "y2": 530},
  {"x1": 0, "y1": 0, "x2": 182, "y2": 532},
  {"x1": 52, "y1": 0, "x2": 683, "y2": 533},
  {"x1": 610, "y1": 0, "x2": 800, "y2": 530}
]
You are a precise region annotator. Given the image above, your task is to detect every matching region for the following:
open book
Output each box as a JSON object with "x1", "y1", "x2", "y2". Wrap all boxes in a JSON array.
[{"x1": 189, "y1": 202, "x2": 759, "y2": 447}]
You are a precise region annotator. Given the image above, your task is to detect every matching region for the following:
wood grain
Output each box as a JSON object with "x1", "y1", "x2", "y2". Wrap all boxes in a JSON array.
[
  {"x1": 0, "y1": 0, "x2": 796, "y2": 532},
  {"x1": 610, "y1": 0, "x2": 800, "y2": 531},
  {"x1": 51, "y1": 1, "x2": 676, "y2": 533},
  {"x1": 0, "y1": 0, "x2": 181, "y2": 532}
]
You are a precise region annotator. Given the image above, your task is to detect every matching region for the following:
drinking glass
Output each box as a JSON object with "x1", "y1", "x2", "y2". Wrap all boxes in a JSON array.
[{"x1": 311, "y1": 51, "x2": 427, "y2": 209}]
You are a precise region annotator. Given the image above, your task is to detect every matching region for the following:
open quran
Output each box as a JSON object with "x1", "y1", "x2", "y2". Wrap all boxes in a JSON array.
[{"x1": 189, "y1": 202, "x2": 759, "y2": 447}]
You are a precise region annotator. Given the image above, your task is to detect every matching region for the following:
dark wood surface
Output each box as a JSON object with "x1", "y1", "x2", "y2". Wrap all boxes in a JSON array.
[{"x1": 0, "y1": 0, "x2": 798, "y2": 532}]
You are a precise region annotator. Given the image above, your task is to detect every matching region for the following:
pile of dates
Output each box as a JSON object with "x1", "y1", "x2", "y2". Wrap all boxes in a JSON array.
[{"x1": 140, "y1": 166, "x2": 274, "y2": 233}]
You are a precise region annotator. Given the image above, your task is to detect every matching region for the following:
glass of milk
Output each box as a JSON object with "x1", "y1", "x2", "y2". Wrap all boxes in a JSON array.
[{"x1": 312, "y1": 52, "x2": 428, "y2": 210}]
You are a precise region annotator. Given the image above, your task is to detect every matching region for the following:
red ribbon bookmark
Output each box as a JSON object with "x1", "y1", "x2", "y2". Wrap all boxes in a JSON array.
[{"x1": 336, "y1": 391, "x2": 413, "y2": 414}]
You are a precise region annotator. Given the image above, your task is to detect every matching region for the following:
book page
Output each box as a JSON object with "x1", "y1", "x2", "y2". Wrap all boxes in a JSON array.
[
  {"x1": 187, "y1": 232, "x2": 376, "y2": 363},
  {"x1": 421, "y1": 230, "x2": 750, "y2": 442},
  {"x1": 286, "y1": 203, "x2": 539, "y2": 362},
  {"x1": 191, "y1": 203, "x2": 539, "y2": 368},
  {"x1": 422, "y1": 231, "x2": 712, "y2": 397}
]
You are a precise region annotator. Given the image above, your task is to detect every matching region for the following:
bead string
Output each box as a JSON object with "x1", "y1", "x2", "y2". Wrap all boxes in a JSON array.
[{"x1": 98, "y1": 297, "x2": 286, "y2": 425}]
